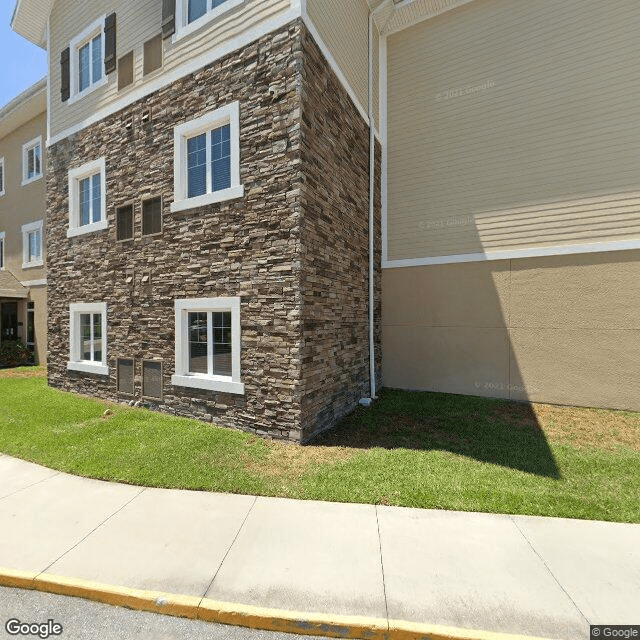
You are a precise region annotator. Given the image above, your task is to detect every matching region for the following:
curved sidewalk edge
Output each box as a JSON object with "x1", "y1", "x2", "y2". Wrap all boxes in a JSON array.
[{"x1": 0, "y1": 567, "x2": 553, "y2": 640}]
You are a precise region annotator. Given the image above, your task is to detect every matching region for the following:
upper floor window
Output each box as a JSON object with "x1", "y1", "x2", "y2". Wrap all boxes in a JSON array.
[
  {"x1": 0, "y1": 157, "x2": 5, "y2": 196},
  {"x1": 171, "y1": 101, "x2": 243, "y2": 213},
  {"x1": 68, "y1": 158, "x2": 108, "y2": 238},
  {"x1": 78, "y1": 32, "x2": 103, "y2": 93},
  {"x1": 67, "y1": 16, "x2": 108, "y2": 103},
  {"x1": 22, "y1": 137, "x2": 42, "y2": 185},
  {"x1": 0, "y1": 231, "x2": 5, "y2": 269},
  {"x1": 21, "y1": 220, "x2": 44, "y2": 269},
  {"x1": 174, "y1": 0, "x2": 243, "y2": 41}
]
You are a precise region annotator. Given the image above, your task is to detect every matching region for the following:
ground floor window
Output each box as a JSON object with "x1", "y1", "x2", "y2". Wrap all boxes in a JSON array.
[
  {"x1": 67, "y1": 302, "x2": 108, "y2": 375},
  {"x1": 171, "y1": 297, "x2": 244, "y2": 394}
]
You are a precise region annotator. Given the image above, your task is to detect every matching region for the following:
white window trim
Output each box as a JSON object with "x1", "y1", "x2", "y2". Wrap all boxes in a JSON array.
[
  {"x1": 21, "y1": 136, "x2": 43, "y2": 186},
  {"x1": 67, "y1": 158, "x2": 108, "y2": 238},
  {"x1": 173, "y1": 0, "x2": 244, "y2": 44},
  {"x1": 172, "y1": 297, "x2": 244, "y2": 395},
  {"x1": 0, "y1": 157, "x2": 5, "y2": 196},
  {"x1": 171, "y1": 101, "x2": 243, "y2": 213},
  {"x1": 67, "y1": 302, "x2": 109, "y2": 376},
  {"x1": 21, "y1": 220, "x2": 44, "y2": 269},
  {"x1": 0, "y1": 231, "x2": 5, "y2": 270},
  {"x1": 67, "y1": 15, "x2": 108, "y2": 105}
]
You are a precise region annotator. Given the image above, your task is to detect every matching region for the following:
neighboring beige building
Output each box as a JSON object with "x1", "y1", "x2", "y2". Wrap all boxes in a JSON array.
[{"x1": 0, "y1": 79, "x2": 47, "y2": 365}]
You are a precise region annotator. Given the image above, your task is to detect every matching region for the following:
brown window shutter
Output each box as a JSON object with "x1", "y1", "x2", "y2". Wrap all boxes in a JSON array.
[
  {"x1": 104, "y1": 13, "x2": 117, "y2": 74},
  {"x1": 60, "y1": 47, "x2": 70, "y2": 102},
  {"x1": 162, "y1": 0, "x2": 176, "y2": 39}
]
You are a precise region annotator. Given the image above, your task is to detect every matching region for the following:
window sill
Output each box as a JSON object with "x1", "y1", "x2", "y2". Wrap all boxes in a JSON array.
[
  {"x1": 171, "y1": 373, "x2": 245, "y2": 395},
  {"x1": 0, "y1": 190, "x2": 5, "y2": 197},
  {"x1": 170, "y1": 185, "x2": 244, "y2": 213},
  {"x1": 21, "y1": 174, "x2": 43, "y2": 187},
  {"x1": 67, "y1": 76, "x2": 109, "y2": 106},
  {"x1": 67, "y1": 361, "x2": 109, "y2": 376},
  {"x1": 67, "y1": 219, "x2": 109, "y2": 238},
  {"x1": 172, "y1": 0, "x2": 244, "y2": 44},
  {"x1": 22, "y1": 260, "x2": 44, "y2": 270}
]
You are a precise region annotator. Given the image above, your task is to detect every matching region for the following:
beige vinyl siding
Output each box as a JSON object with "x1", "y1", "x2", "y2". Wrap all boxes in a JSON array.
[
  {"x1": 49, "y1": 0, "x2": 291, "y2": 139},
  {"x1": 386, "y1": 0, "x2": 640, "y2": 262},
  {"x1": 307, "y1": 0, "x2": 379, "y2": 130}
]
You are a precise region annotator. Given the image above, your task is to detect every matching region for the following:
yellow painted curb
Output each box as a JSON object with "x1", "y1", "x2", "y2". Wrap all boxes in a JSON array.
[
  {"x1": 388, "y1": 619, "x2": 552, "y2": 640},
  {"x1": 0, "y1": 567, "x2": 39, "y2": 590},
  {"x1": 0, "y1": 568, "x2": 553, "y2": 640},
  {"x1": 32, "y1": 573, "x2": 201, "y2": 619},
  {"x1": 198, "y1": 598, "x2": 388, "y2": 639}
]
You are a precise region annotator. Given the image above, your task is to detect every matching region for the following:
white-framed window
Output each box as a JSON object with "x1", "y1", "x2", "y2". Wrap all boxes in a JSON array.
[
  {"x1": 171, "y1": 297, "x2": 244, "y2": 394},
  {"x1": 174, "y1": 0, "x2": 243, "y2": 42},
  {"x1": 0, "y1": 231, "x2": 5, "y2": 269},
  {"x1": 67, "y1": 158, "x2": 107, "y2": 238},
  {"x1": 68, "y1": 16, "x2": 107, "y2": 103},
  {"x1": 171, "y1": 101, "x2": 243, "y2": 213},
  {"x1": 22, "y1": 137, "x2": 42, "y2": 185},
  {"x1": 68, "y1": 302, "x2": 108, "y2": 375},
  {"x1": 0, "y1": 157, "x2": 5, "y2": 196},
  {"x1": 21, "y1": 220, "x2": 43, "y2": 269}
]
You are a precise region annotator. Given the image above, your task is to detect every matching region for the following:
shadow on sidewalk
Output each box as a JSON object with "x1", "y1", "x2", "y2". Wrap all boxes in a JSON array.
[{"x1": 310, "y1": 389, "x2": 561, "y2": 479}]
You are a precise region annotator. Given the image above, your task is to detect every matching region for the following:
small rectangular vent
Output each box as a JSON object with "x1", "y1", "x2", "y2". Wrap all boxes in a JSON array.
[
  {"x1": 143, "y1": 360, "x2": 162, "y2": 399},
  {"x1": 117, "y1": 358, "x2": 135, "y2": 395}
]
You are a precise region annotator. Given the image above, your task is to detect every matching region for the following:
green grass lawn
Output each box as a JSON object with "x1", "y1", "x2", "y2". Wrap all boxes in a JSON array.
[{"x1": 1, "y1": 368, "x2": 638, "y2": 523}]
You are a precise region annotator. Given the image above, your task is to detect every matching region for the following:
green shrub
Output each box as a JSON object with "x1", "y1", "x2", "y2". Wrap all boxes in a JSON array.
[{"x1": 0, "y1": 341, "x2": 33, "y2": 367}]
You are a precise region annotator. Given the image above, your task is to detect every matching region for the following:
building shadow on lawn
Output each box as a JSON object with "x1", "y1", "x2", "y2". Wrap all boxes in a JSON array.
[{"x1": 311, "y1": 388, "x2": 561, "y2": 479}]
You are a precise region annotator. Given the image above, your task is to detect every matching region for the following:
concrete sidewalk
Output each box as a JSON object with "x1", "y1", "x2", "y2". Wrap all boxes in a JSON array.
[{"x1": 0, "y1": 454, "x2": 638, "y2": 640}]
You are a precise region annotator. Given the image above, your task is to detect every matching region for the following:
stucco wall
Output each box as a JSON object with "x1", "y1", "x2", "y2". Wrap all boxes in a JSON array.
[
  {"x1": 0, "y1": 109, "x2": 47, "y2": 364},
  {"x1": 383, "y1": 251, "x2": 640, "y2": 410}
]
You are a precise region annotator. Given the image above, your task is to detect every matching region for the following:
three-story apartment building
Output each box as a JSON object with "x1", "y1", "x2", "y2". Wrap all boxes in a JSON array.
[
  {"x1": 12, "y1": 0, "x2": 383, "y2": 441},
  {"x1": 0, "y1": 78, "x2": 48, "y2": 365},
  {"x1": 10, "y1": 0, "x2": 640, "y2": 440}
]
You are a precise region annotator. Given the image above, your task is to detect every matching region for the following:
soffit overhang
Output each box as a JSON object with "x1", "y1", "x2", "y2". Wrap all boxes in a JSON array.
[
  {"x1": 376, "y1": 0, "x2": 476, "y2": 35},
  {"x1": 11, "y1": 0, "x2": 54, "y2": 49},
  {"x1": 0, "y1": 78, "x2": 46, "y2": 141}
]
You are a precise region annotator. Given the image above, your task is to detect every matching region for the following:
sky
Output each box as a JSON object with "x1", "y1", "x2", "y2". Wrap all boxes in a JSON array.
[{"x1": 0, "y1": 1, "x2": 48, "y2": 108}]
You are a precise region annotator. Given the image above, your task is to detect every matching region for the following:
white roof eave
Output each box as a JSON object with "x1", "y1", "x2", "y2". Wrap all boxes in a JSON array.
[{"x1": 10, "y1": 0, "x2": 54, "y2": 49}]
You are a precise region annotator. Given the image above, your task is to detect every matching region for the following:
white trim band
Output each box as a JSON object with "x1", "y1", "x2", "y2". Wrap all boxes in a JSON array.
[{"x1": 383, "y1": 238, "x2": 640, "y2": 268}]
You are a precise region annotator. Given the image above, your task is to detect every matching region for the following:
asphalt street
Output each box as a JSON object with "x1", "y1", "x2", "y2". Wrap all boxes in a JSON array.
[{"x1": 0, "y1": 586, "x2": 331, "y2": 640}]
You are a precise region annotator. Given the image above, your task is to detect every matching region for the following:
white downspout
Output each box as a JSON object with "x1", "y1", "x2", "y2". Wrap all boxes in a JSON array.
[{"x1": 367, "y1": 10, "x2": 377, "y2": 401}]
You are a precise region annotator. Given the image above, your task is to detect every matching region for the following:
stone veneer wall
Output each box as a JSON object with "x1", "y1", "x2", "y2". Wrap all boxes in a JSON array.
[
  {"x1": 47, "y1": 22, "x2": 305, "y2": 440},
  {"x1": 46, "y1": 19, "x2": 380, "y2": 442},
  {"x1": 298, "y1": 26, "x2": 382, "y2": 442}
]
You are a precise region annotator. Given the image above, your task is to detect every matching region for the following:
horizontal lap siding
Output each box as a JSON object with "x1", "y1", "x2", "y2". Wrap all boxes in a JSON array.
[
  {"x1": 387, "y1": 0, "x2": 640, "y2": 261},
  {"x1": 49, "y1": 0, "x2": 291, "y2": 139},
  {"x1": 307, "y1": 0, "x2": 378, "y2": 129}
]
